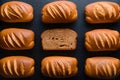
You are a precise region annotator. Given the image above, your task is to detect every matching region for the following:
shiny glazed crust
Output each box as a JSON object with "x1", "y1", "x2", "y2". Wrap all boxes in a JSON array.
[
  {"x1": 41, "y1": 56, "x2": 78, "y2": 78},
  {"x1": 0, "y1": 56, "x2": 34, "y2": 78},
  {"x1": 0, "y1": 1, "x2": 33, "y2": 22},
  {"x1": 42, "y1": 1, "x2": 78, "y2": 23},
  {"x1": 85, "y1": 29, "x2": 120, "y2": 51},
  {"x1": 85, "y1": 57, "x2": 120, "y2": 79},
  {"x1": 85, "y1": 1, "x2": 120, "y2": 23},
  {"x1": 0, "y1": 28, "x2": 34, "y2": 50}
]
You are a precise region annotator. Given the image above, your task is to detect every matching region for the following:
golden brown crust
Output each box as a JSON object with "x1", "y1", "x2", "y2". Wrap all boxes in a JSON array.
[
  {"x1": 85, "y1": 57, "x2": 120, "y2": 79},
  {"x1": 42, "y1": 1, "x2": 78, "y2": 23},
  {"x1": 0, "y1": 56, "x2": 34, "y2": 78},
  {"x1": 0, "y1": 28, "x2": 34, "y2": 50},
  {"x1": 41, "y1": 28, "x2": 78, "y2": 50},
  {"x1": 85, "y1": 29, "x2": 120, "y2": 51},
  {"x1": 0, "y1": 1, "x2": 33, "y2": 22},
  {"x1": 85, "y1": 1, "x2": 120, "y2": 24},
  {"x1": 41, "y1": 56, "x2": 78, "y2": 78}
]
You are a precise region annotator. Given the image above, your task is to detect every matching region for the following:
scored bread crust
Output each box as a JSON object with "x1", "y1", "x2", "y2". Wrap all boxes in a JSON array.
[
  {"x1": 85, "y1": 1, "x2": 120, "y2": 24},
  {"x1": 85, "y1": 57, "x2": 120, "y2": 79},
  {"x1": 0, "y1": 28, "x2": 34, "y2": 50},
  {"x1": 41, "y1": 56, "x2": 78, "y2": 78},
  {"x1": 41, "y1": 28, "x2": 78, "y2": 50},
  {"x1": 42, "y1": 1, "x2": 78, "y2": 23},
  {"x1": 85, "y1": 29, "x2": 120, "y2": 51},
  {"x1": 0, "y1": 1, "x2": 33, "y2": 22},
  {"x1": 0, "y1": 56, "x2": 34, "y2": 78}
]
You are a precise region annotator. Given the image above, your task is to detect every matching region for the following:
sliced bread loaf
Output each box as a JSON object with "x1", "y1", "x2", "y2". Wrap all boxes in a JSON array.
[{"x1": 41, "y1": 28, "x2": 78, "y2": 50}]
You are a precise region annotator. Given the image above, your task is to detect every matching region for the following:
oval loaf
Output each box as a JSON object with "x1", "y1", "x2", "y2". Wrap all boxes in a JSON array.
[
  {"x1": 0, "y1": 28, "x2": 34, "y2": 50},
  {"x1": 85, "y1": 29, "x2": 120, "y2": 51},
  {"x1": 85, "y1": 1, "x2": 120, "y2": 24},
  {"x1": 0, "y1": 56, "x2": 34, "y2": 78},
  {"x1": 85, "y1": 57, "x2": 120, "y2": 79},
  {"x1": 41, "y1": 56, "x2": 78, "y2": 78},
  {"x1": 42, "y1": 1, "x2": 78, "y2": 23},
  {"x1": 0, "y1": 1, "x2": 33, "y2": 22}
]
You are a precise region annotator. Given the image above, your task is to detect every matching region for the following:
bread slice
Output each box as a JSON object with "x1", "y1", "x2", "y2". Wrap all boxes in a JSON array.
[{"x1": 41, "y1": 28, "x2": 78, "y2": 50}]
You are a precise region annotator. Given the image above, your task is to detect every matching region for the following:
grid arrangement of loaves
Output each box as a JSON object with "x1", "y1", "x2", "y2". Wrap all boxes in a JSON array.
[{"x1": 0, "y1": 0, "x2": 120, "y2": 79}]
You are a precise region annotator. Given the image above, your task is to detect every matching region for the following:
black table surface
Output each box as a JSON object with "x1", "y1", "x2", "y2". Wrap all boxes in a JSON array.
[{"x1": 0, "y1": 0, "x2": 120, "y2": 80}]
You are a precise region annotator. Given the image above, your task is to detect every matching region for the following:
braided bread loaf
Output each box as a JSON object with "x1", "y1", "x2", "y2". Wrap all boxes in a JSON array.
[
  {"x1": 0, "y1": 1, "x2": 33, "y2": 22},
  {"x1": 85, "y1": 2, "x2": 120, "y2": 24},
  {"x1": 85, "y1": 57, "x2": 120, "y2": 79},
  {"x1": 42, "y1": 1, "x2": 78, "y2": 23},
  {"x1": 41, "y1": 56, "x2": 78, "y2": 78},
  {"x1": 0, "y1": 28, "x2": 34, "y2": 50},
  {"x1": 85, "y1": 29, "x2": 120, "y2": 51},
  {"x1": 0, "y1": 56, "x2": 34, "y2": 78}
]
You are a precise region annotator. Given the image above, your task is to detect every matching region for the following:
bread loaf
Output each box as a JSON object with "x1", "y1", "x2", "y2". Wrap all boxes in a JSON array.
[
  {"x1": 0, "y1": 28, "x2": 34, "y2": 50},
  {"x1": 42, "y1": 1, "x2": 78, "y2": 23},
  {"x1": 0, "y1": 1, "x2": 33, "y2": 22},
  {"x1": 85, "y1": 29, "x2": 120, "y2": 51},
  {"x1": 41, "y1": 56, "x2": 78, "y2": 78},
  {"x1": 0, "y1": 56, "x2": 34, "y2": 78},
  {"x1": 85, "y1": 1, "x2": 120, "y2": 24},
  {"x1": 41, "y1": 28, "x2": 78, "y2": 50},
  {"x1": 85, "y1": 57, "x2": 120, "y2": 79}
]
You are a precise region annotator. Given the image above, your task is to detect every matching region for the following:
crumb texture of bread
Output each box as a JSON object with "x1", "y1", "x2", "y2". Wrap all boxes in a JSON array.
[
  {"x1": 85, "y1": 29, "x2": 120, "y2": 51},
  {"x1": 42, "y1": 1, "x2": 78, "y2": 23},
  {"x1": 0, "y1": 1, "x2": 33, "y2": 22},
  {"x1": 0, "y1": 56, "x2": 34, "y2": 78},
  {"x1": 0, "y1": 28, "x2": 34, "y2": 50},
  {"x1": 85, "y1": 57, "x2": 120, "y2": 79},
  {"x1": 85, "y1": 2, "x2": 120, "y2": 24},
  {"x1": 41, "y1": 28, "x2": 78, "y2": 50},
  {"x1": 41, "y1": 56, "x2": 78, "y2": 78}
]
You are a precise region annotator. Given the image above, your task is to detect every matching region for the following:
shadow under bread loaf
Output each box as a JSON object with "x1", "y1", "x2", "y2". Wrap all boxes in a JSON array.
[
  {"x1": 85, "y1": 57, "x2": 120, "y2": 79},
  {"x1": 41, "y1": 56, "x2": 78, "y2": 78},
  {"x1": 42, "y1": 1, "x2": 78, "y2": 23},
  {"x1": 85, "y1": 29, "x2": 120, "y2": 51},
  {"x1": 85, "y1": 1, "x2": 120, "y2": 24},
  {"x1": 0, "y1": 28, "x2": 34, "y2": 50},
  {"x1": 0, "y1": 1, "x2": 33, "y2": 23},
  {"x1": 41, "y1": 28, "x2": 78, "y2": 50},
  {"x1": 0, "y1": 56, "x2": 34, "y2": 78}
]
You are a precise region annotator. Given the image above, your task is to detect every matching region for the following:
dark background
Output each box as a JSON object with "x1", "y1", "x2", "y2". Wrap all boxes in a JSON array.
[{"x1": 0, "y1": 0, "x2": 120, "y2": 80}]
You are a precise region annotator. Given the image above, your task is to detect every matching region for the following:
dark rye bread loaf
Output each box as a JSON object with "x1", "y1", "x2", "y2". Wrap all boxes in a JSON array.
[{"x1": 41, "y1": 28, "x2": 78, "y2": 50}]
